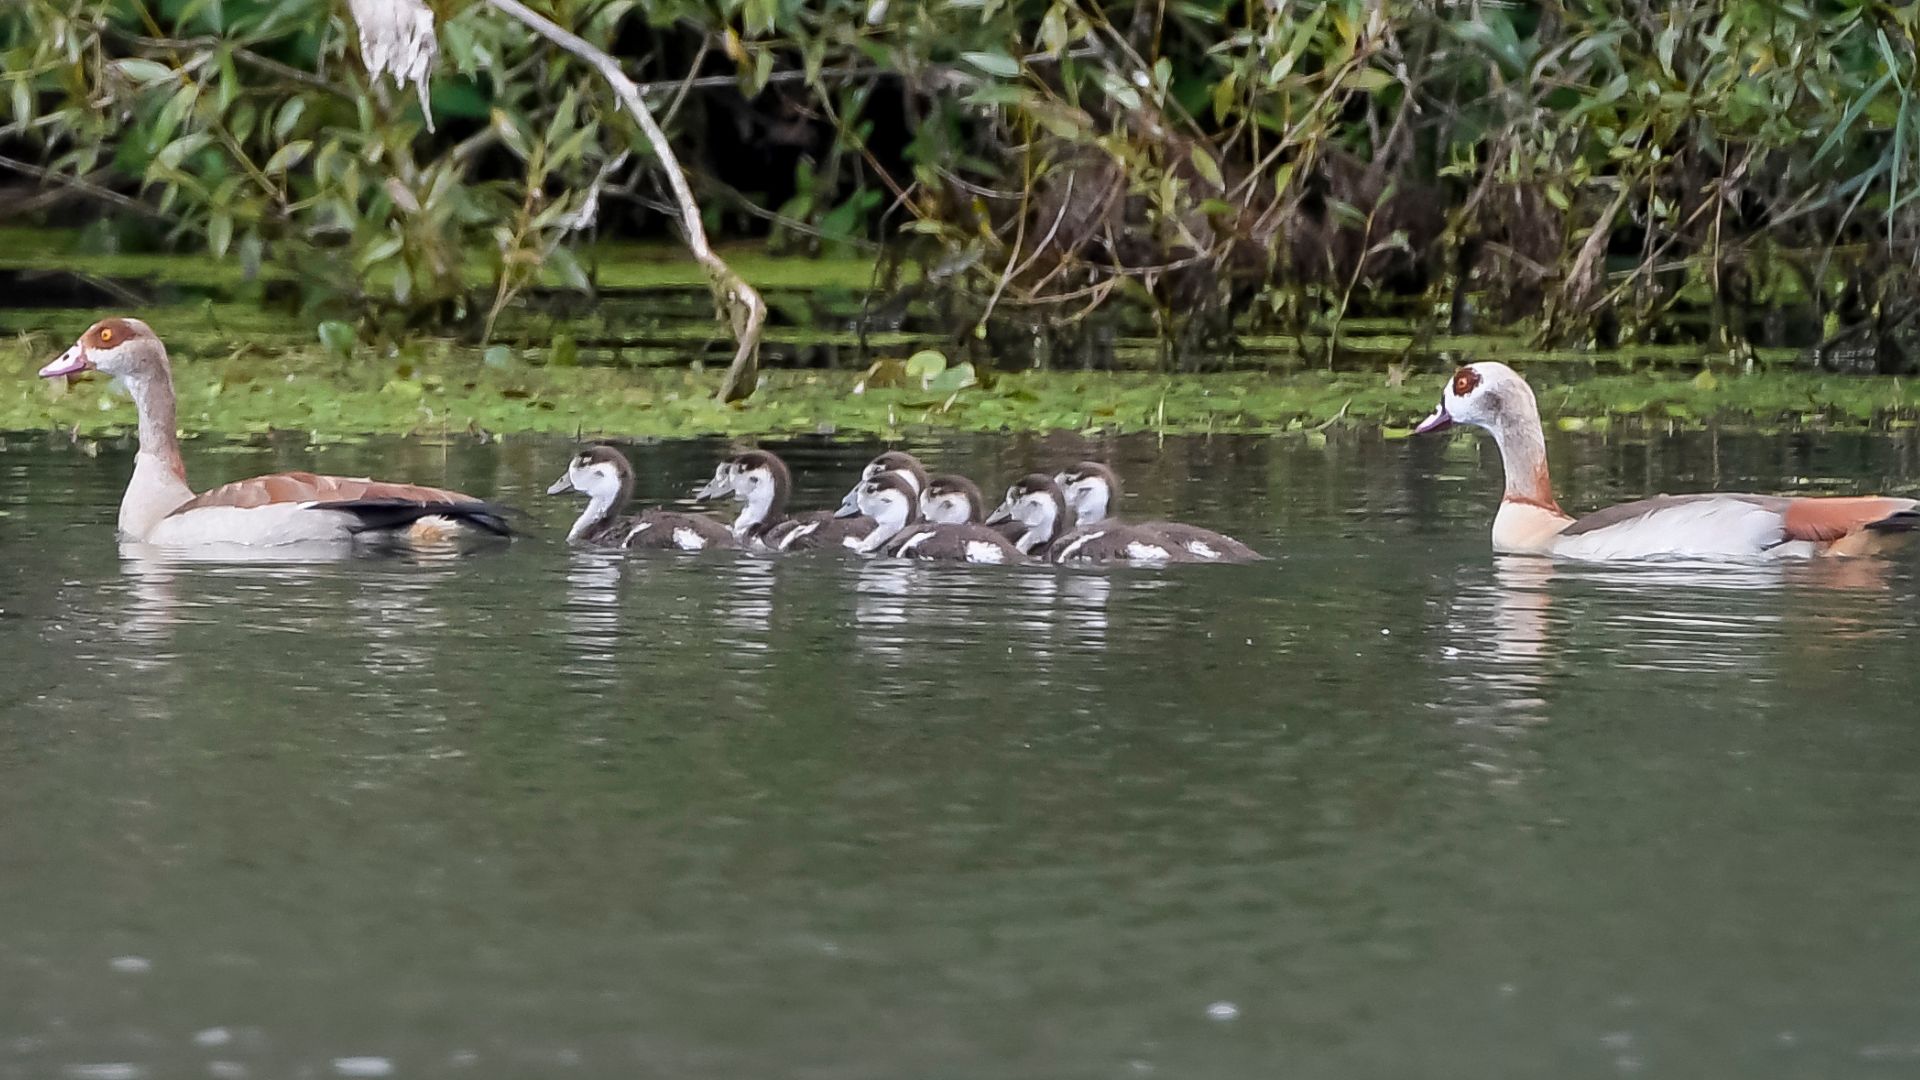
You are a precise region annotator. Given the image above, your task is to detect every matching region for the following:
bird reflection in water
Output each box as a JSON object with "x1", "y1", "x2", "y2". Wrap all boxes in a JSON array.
[
  {"x1": 1449, "y1": 553, "x2": 1906, "y2": 703},
  {"x1": 117, "y1": 540, "x2": 350, "y2": 654},
  {"x1": 1056, "y1": 571, "x2": 1115, "y2": 655},
  {"x1": 852, "y1": 559, "x2": 923, "y2": 664},
  {"x1": 559, "y1": 551, "x2": 625, "y2": 686},
  {"x1": 713, "y1": 556, "x2": 776, "y2": 653},
  {"x1": 1567, "y1": 558, "x2": 1895, "y2": 676},
  {"x1": 1466, "y1": 556, "x2": 1560, "y2": 726},
  {"x1": 118, "y1": 549, "x2": 184, "y2": 657}
]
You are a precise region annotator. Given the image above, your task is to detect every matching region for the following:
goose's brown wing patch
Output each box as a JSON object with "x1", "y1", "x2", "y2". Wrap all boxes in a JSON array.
[
  {"x1": 169, "y1": 472, "x2": 476, "y2": 515},
  {"x1": 1782, "y1": 497, "x2": 1920, "y2": 542}
]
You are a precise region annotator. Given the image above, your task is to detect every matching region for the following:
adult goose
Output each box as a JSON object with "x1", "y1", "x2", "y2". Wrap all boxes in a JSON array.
[
  {"x1": 987, "y1": 474, "x2": 1193, "y2": 564},
  {"x1": 851, "y1": 473, "x2": 1024, "y2": 563},
  {"x1": 1053, "y1": 461, "x2": 1263, "y2": 562},
  {"x1": 695, "y1": 449, "x2": 877, "y2": 551},
  {"x1": 835, "y1": 450, "x2": 930, "y2": 517},
  {"x1": 548, "y1": 445, "x2": 737, "y2": 551},
  {"x1": 1415, "y1": 361, "x2": 1920, "y2": 559},
  {"x1": 38, "y1": 318, "x2": 511, "y2": 547}
]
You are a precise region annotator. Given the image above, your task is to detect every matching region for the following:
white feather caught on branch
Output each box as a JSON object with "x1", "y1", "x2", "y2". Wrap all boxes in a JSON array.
[{"x1": 347, "y1": 0, "x2": 438, "y2": 131}]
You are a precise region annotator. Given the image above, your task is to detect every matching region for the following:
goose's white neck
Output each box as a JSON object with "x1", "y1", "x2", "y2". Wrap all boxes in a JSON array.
[
  {"x1": 1488, "y1": 410, "x2": 1563, "y2": 513},
  {"x1": 1077, "y1": 484, "x2": 1111, "y2": 524},
  {"x1": 569, "y1": 487, "x2": 620, "y2": 542},
  {"x1": 733, "y1": 481, "x2": 777, "y2": 538},
  {"x1": 1484, "y1": 406, "x2": 1571, "y2": 554},
  {"x1": 119, "y1": 371, "x2": 193, "y2": 540},
  {"x1": 1014, "y1": 500, "x2": 1060, "y2": 555},
  {"x1": 853, "y1": 500, "x2": 911, "y2": 553}
]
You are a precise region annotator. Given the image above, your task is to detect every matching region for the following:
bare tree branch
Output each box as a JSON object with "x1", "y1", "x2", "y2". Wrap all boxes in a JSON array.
[
  {"x1": 480, "y1": 0, "x2": 766, "y2": 402},
  {"x1": 0, "y1": 155, "x2": 168, "y2": 220}
]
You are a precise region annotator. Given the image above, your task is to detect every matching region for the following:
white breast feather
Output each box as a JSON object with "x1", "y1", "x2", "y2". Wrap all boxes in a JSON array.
[
  {"x1": 1057, "y1": 531, "x2": 1105, "y2": 560},
  {"x1": 671, "y1": 527, "x2": 706, "y2": 550},
  {"x1": 1124, "y1": 540, "x2": 1173, "y2": 563},
  {"x1": 1552, "y1": 499, "x2": 1787, "y2": 561},
  {"x1": 964, "y1": 540, "x2": 1005, "y2": 564},
  {"x1": 1186, "y1": 540, "x2": 1221, "y2": 560}
]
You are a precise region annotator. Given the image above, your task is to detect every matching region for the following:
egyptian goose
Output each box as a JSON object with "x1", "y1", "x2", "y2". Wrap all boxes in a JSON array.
[
  {"x1": 1053, "y1": 461, "x2": 1263, "y2": 562},
  {"x1": 834, "y1": 450, "x2": 930, "y2": 517},
  {"x1": 694, "y1": 449, "x2": 877, "y2": 551},
  {"x1": 548, "y1": 445, "x2": 737, "y2": 551},
  {"x1": 1414, "y1": 361, "x2": 1920, "y2": 559},
  {"x1": 986, "y1": 474, "x2": 1194, "y2": 564},
  {"x1": 38, "y1": 318, "x2": 510, "y2": 546},
  {"x1": 919, "y1": 473, "x2": 1028, "y2": 543},
  {"x1": 851, "y1": 472, "x2": 1025, "y2": 563}
]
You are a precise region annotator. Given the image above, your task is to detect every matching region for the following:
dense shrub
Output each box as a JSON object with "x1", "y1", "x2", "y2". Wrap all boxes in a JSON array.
[{"x1": 4, "y1": 1, "x2": 1917, "y2": 365}]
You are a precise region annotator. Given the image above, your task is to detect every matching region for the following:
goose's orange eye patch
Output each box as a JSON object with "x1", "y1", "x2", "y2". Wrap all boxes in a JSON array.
[
  {"x1": 98, "y1": 327, "x2": 114, "y2": 344},
  {"x1": 1452, "y1": 367, "x2": 1481, "y2": 397}
]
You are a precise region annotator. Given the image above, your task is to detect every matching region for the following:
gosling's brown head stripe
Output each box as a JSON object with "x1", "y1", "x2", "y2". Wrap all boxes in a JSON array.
[
  {"x1": 1009, "y1": 473, "x2": 1062, "y2": 498},
  {"x1": 576, "y1": 445, "x2": 630, "y2": 469},
  {"x1": 864, "y1": 472, "x2": 917, "y2": 496}
]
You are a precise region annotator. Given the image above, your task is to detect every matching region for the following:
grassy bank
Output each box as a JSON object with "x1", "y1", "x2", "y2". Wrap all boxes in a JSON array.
[
  {"x1": 5, "y1": 332, "x2": 1917, "y2": 441},
  {"x1": 6, "y1": 238, "x2": 1914, "y2": 441}
]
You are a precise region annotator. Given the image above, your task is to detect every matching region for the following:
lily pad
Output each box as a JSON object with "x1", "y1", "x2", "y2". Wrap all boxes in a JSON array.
[
  {"x1": 904, "y1": 349, "x2": 948, "y2": 384},
  {"x1": 926, "y1": 361, "x2": 977, "y2": 395}
]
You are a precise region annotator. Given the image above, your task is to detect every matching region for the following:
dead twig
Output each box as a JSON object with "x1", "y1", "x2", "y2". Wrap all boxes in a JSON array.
[{"x1": 484, "y1": 0, "x2": 766, "y2": 402}]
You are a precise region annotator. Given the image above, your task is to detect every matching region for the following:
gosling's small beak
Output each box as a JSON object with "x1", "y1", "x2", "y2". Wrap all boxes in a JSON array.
[
  {"x1": 546, "y1": 475, "x2": 575, "y2": 495},
  {"x1": 39, "y1": 344, "x2": 90, "y2": 379},
  {"x1": 833, "y1": 489, "x2": 862, "y2": 518},
  {"x1": 691, "y1": 477, "x2": 727, "y2": 500},
  {"x1": 1413, "y1": 403, "x2": 1455, "y2": 435},
  {"x1": 984, "y1": 502, "x2": 1013, "y2": 526}
]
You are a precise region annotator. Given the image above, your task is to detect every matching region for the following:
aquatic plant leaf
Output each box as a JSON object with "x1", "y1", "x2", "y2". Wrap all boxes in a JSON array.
[
  {"x1": 316, "y1": 320, "x2": 357, "y2": 358},
  {"x1": 904, "y1": 349, "x2": 947, "y2": 382},
  {"x1": 926, "y1": 361, "x2": 976, "y2": 394}
]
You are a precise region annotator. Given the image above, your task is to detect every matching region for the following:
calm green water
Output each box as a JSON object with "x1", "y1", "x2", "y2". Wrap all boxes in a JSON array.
[{"x1": 2, "y1": 429, "x2": 1919, "y2": 1079}]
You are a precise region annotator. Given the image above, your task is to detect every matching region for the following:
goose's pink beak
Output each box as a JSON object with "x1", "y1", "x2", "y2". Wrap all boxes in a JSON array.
[
  {"x1": 1413, "y1": 403, "x2": 1454, "y2": 435},
  {"x1": 39, "y1": 344, "x2": 91, "y2": 379}
]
